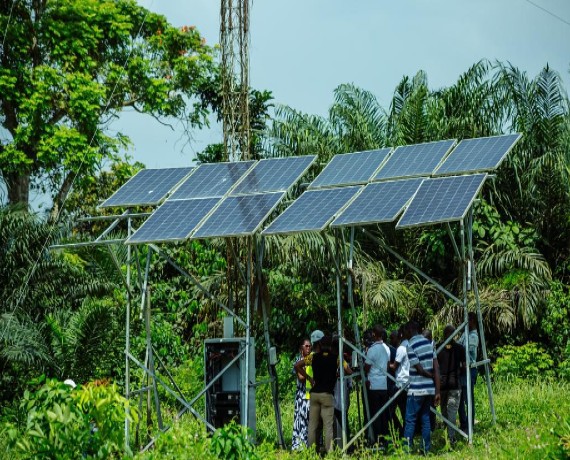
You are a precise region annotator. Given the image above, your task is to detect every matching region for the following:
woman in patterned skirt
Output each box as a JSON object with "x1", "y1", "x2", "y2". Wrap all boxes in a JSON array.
[{"x1": 291, "y1": 338, "x2": 312, "y2": 450}]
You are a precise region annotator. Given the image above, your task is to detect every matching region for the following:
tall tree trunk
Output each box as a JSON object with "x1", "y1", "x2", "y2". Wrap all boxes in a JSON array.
[{"x1": 5, "y1": 172, "x2": 30, "y2": 209}]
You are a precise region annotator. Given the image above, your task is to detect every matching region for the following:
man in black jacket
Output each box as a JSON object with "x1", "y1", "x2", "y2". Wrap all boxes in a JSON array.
[{"x1": 437, "y1": 325, "x2": 465, "y2": 445}]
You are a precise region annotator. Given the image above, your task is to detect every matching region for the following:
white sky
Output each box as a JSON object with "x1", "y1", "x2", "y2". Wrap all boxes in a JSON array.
[{"x1": 114, "y1": 0, "x2": 570, "y2": 169}]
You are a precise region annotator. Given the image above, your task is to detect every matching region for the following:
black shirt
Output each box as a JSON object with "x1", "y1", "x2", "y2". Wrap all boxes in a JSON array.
[
  {"x1": 438, "y1": 341, "x2": 465, "y2": 390},
  {"x1": 311, "y1": 352, "x2": 338, "y2": 394}
]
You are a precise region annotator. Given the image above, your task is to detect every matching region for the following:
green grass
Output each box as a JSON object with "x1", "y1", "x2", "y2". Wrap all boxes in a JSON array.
[{"x1": 139, "y1": 377, "x2": 570, "y2": 459}]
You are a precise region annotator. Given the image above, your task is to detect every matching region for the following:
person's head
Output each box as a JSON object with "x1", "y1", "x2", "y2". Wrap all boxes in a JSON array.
[
  {"x1": 372, "y1": 324, "x2": 384, "y2": 342},
  {"x1": 310, "y1": 329, "x2": 324, "y2": 346},
  {"x1": 468, "y1": 312, "x2": 477, "y2": 331},
  {"x1": 423, "y1": 329, "x2": 432, "y2": 341},
  {"x1": 363, "y1": 329, "x2": 375, "y2": 348},
  {"x1": 319, "y1": 335, "x2": 332, "y2": 353},
  {"x1": 299, "y1": 338, "x2": 311, "y2": 357},
  {"x1": 389, "y1": 330, "x2": 400, "y2": 347},
  {"x1": 403, "y1": 320, "x2": 420, "y2": 339},
  {"x1": 443, "y1": 325, "x2": 455, "y2": 341}
]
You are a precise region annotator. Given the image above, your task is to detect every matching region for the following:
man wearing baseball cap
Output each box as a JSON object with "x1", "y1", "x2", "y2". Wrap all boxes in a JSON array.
[{"x1": 295, "y1": 330, "x2": 352, "y2": 453}]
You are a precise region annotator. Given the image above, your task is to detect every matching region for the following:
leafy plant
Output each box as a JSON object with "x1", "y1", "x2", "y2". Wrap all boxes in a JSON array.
[
  {"x1": 210, "y1": 420, "x2": 257, "y2": 460},
  {"x1": 2, "y1": 377, "x2": 137, "y2": 459},
  {"x1": 494, "y1": 342, "x2": 555, "y2": 379}
]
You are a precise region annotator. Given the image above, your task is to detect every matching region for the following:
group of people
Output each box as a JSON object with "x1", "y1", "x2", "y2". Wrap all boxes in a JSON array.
[{"x1": 291, "y1": 312, "x2": 479, "y2": 454}]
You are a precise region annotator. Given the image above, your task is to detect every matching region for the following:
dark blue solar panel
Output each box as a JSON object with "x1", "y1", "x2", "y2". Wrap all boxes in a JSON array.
[
  {"x1": 434, "y1": 134, "x2": 521, "y2": 175},
  {"x1": 373, "y1": 140, "x2": 455, "y2": 181},
  {"x1": 262, "y1": 187, "x2": 360, "y2": 235},
  {"x1": 309, "y1": 149, "x2": 391, "y2": 189},
  {"x1": 100, "y1": 167, "x2": 193, "y2": 208},
  {"x1": 397, "y1": 174, "x2": 487, "y2": 228},
  {"x1": 231, "y1": 155, "x2": 316, "y2": 194},
  {"x1": 193, "y1": 192, "x2": 285, "y2": 238},
  {"x1": 331, "y1": 179, "x2": 423, "y2": 227},
  {"x1": 169, "y1": 161, "x2": 254, "y2": 199},
  {"x1": 126, "y1": 198, "x2": 219, "y2": 244}
]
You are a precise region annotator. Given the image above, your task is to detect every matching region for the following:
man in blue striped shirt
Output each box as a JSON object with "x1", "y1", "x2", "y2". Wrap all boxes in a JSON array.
[{"x1": 403, "y1": 321, "x2": 441, "y2": 454}]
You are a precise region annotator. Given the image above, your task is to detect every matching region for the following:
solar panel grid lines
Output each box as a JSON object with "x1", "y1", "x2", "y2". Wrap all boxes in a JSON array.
[
  {"x1": 230, "y1": 155, "x2": 317, "y2": 195},
  {"x1": 331, "y1": 178, "x2": 424, "y2": 228},
  {"x1": 373, "y1": 139, "x2": 456, "y2": 181},
  {"x1": 168, "y1": 161, "x2": 256, "y2": 200},
  {"x1": 396, "y1": 174, "x2": 487, "y2": 229},
  {"x1": 100, "y1": 167, "x2": 193, "y2": 208},
  {"x1": 262, "y1": 186, "x2": 361, "y2": 235},
  {"x1": 126, "y1": 197, "x2": 220, "y2": 244},
  {"x1": 433, "y1": 133, "x2": 522, "y2": 176},
  {"x1": 308, "y1": 148, "x2": 392, "y2": 189},
  {"x1": 192, "y1": 192, "x2": 286, "y2": 239}
]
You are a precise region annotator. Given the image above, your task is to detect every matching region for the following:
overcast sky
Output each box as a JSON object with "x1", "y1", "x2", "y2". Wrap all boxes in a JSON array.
[
  {"x1": 113, "y1": 0, "x2": 570, "y2": 169},
  {"x1": 2, "y1": 0, "x2": 569, "y2": 206}
]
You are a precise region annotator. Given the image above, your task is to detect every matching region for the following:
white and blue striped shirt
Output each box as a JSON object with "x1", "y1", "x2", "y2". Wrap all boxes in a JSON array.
[{"x1": 407, "y1": 334, "x2": 436, "y2": 396}]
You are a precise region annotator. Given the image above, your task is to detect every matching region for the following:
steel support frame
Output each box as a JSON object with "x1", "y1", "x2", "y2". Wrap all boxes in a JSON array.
[
  {"x1": 336, "y1": 215, "x2": 495, "y2": 449},
  {"x1": 51, "y1": 214, "x2": 285, "y2": 452}
]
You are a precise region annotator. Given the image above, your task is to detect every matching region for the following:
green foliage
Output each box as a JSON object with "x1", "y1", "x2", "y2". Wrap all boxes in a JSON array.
[
  {"x1": 541, "y1": 281, "x2": 570, "y2": 379},
  {"x1": 2, "y1": 377, "x2": 136, "y2": 459},
  {"x1": 0, "y1": 0, "x2": 217, "y2": 211},
  {"x1": 494, "y1": 342, "x2": 555, "y2": 379},
  {"x1": 210, "y1": 421, "x2": 257, "y2": 460},
  {"x1": 0, "y1": 208, "x2": 122, "y2": 402}
]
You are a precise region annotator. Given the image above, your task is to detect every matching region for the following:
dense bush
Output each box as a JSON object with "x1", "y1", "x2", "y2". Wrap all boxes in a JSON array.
[
  {"x1": 493, "y1": 342, "x2": 555, "y2": 379},
  {"x1": 2, "y1": 378, "x2": 136, "y2": 459}
]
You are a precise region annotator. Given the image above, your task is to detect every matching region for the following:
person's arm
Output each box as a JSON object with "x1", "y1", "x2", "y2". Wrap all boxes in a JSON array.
[
  {"x1": 413, "y1": 363, "x2": 433, "y2": 379},
  {"x1": 343, "y1": 359, "x2": 353, "y2": 375},
  {"x1": 294, "y1": 359, "x2": 314, "y2": 387},
  {"x1": 433, "y1": 357, "x2": 441, "y2": 406}
]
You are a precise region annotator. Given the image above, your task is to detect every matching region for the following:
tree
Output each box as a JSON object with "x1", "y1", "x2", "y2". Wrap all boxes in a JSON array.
[{"x1": 0, "y1": 0, "x2": 217, "y2": 216}]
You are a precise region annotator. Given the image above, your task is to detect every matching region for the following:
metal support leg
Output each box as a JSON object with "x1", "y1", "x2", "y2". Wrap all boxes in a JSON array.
[
  {"x1": 460, "y1": 220, "x2": 473, "y2": 444},
  {"x1": 467, "y1": 209, "x2": 496, "y2": 423}
]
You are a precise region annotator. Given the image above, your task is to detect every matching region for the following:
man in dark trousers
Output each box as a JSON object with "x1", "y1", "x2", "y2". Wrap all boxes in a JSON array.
[
  {"x1": 403, "y1": 321, "x2": 440, "y2": 454},
  {"x1": 437, "y1": 324, "x2": 465, "y2": 445}
]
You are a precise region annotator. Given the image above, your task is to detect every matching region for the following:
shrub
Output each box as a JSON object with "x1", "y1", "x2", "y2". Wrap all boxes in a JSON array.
[
  {"x1": 494, "y1": 342, "x2": 555, "y2": 379},
  {"x1": 210, "y1": 420, "x2": 257, "y2": 460},
  {"x1": 2, "y1": 377, "x2": 137, "y2": 459}
]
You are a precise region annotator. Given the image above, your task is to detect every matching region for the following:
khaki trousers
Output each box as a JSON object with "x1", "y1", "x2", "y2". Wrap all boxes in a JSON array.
[{"x1": 308, "y1": 392, "x2": 334, "y2": 452}]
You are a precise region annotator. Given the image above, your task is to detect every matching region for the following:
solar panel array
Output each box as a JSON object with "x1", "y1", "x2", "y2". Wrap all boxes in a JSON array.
[
  {"x1": 194, "y1": 192, "x2": 285, "y2": 238},
  {"x1": 100, "y1": 167, "x2": 193, "y2": 208},
  {"x1": 309, "y1": 149, "x2": 391, "y2": 189},
  {"x1": 331, "y1": 178, "x2": 423, "y2": 228},
  {"x1": 102, "y1": 133, "x2": 520, "y2": 242},
  {"x1": 127, "y1": 198, "x2": 219, "y2": 244},
  {"x1": 373, "y1": 140, "x2": 455, "y2": 181},
  {"x1": 434, "y1": 133, "x2": 521, "y2": 176},
  {"x1": 397, "y1": 174, "x2": 487, "y2": 228},
  {"x1": 231, "y1": 156, "x2": 316, "y2": 195},
  {"x1": 169, "y1": 161, "x2": 255, "y2": 200},
  {"x1": 263, "y1": 187, "x2": 360, "y2": 235}
]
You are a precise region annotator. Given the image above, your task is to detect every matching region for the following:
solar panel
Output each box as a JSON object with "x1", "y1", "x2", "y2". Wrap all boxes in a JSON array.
[
  {"x1": 331, "y1": 178, "x2": 423, "y2": 228},
  {"x1": 262, "y1": 186, "x2": 361, "y2": 235},
  {"x1": 231, "y1": 155, "x2": 316, "y2": 195},
  {"x1": 100, "y1": 167, "x2": 193, "y2": 208},
  {"x1": 193, "y1": 192, "x2": 285, "y2": 238},
  {"x1": 373, "y1": 140, "x2": 456, "y2": 181},
  {"x1": 126, "y1": 198, "x2": 219, "y2": 244},
  {"x1": 309, "y1": 148, "x2": 391, "y2": 189},
  {"x1": 396, "y1": 174, "x2": 487, "y2": 228},
  {"x1": 169, "y1": 161, "x2": 255, "y2": 200},
  {"x1": 433, "y1": 133, "x2": 521, "y2": 176}
]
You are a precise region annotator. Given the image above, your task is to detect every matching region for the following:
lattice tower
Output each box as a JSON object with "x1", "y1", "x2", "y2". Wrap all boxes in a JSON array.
[{"x1": 220, "y1": 0, "x2": 250, "y2": 161}]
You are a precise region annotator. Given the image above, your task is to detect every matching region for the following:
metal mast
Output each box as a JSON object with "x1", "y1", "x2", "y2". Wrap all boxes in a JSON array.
[{"x1": 220, "y1": 0, "x2": 250, "y2": 161}]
